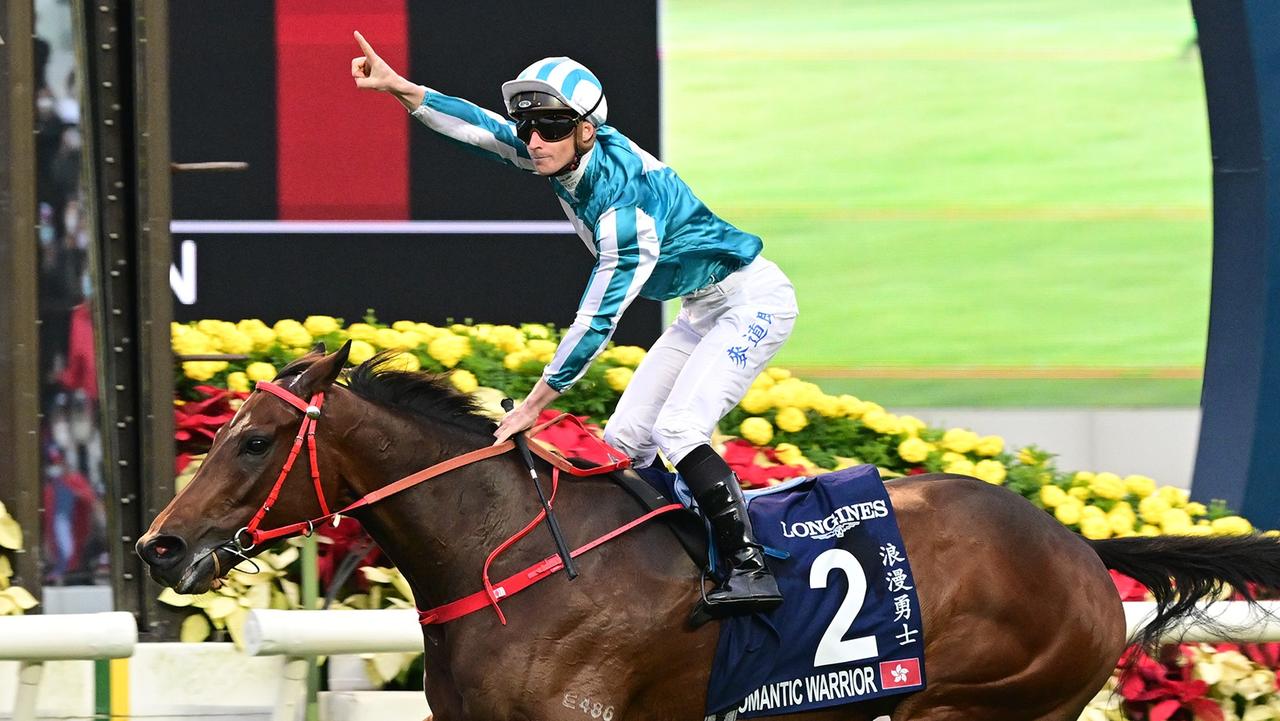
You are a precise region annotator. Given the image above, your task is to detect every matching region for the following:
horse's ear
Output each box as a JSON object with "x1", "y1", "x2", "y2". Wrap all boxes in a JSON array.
[
  {"x1": 294, "y1": 340, "x2": 352, "y2": 397},
  {"x1": 310, "y1": 341, "x2": 327, "y2": 355}
]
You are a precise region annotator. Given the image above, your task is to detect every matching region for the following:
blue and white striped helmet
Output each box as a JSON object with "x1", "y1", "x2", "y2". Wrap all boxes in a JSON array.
[{"x1": 501, "y1": 57, "x2": 608, "y2": 126}]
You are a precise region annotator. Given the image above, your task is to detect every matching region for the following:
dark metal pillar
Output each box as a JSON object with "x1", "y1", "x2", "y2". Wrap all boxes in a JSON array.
[
  {"x1": 79, "y1": 0, "x2": 176, "y2": 639},
  {"x1": 1189, "y1": 0, "x2": 1280, "y2": 527},
  {"x1": 0, "y1": 0, "x2": 44, "y2": 600}
]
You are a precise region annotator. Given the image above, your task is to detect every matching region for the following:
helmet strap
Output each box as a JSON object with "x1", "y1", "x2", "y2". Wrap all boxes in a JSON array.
[{"x1": 552, "y1": 122, "x2": 595, "y2": 177}]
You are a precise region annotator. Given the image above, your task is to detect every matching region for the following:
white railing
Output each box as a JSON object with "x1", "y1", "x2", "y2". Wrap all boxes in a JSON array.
[
  {"x1": 244, "y1": 609, "x2": 424, "y2": 721},
  {"x1": 0, "y1": 612, "x2": 137, "y2": 721},
  {"x1": 1124, "y1": 600, "x2": 1280, "y2": 644}
]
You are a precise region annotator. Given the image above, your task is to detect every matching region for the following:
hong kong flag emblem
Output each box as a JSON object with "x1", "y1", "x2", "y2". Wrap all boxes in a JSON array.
[{"x1": 878, "y1": 658, "x2": 923, "y2": 690}]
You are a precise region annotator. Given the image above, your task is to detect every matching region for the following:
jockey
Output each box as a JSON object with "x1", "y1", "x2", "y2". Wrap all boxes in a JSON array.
[{"x1": 352, "y1": 32, "x2": 798, "y2": 618}]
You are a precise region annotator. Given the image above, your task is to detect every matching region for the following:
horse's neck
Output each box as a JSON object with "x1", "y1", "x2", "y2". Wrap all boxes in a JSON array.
[{"x1": 329, "y1": 394, "x2": 546, "y2": 610}]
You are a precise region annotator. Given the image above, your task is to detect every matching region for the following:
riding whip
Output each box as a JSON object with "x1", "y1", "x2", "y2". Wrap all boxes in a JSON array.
[{"x1": 502, "y1": 399, "x2": 579, "y2": 580}]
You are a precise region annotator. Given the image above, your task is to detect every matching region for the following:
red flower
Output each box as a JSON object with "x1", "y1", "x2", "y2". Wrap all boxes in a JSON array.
[
  {"x1": 1111, "y1": 570, "x2": 1151, "y2": 602},
  {"x1": 721, "y1": 439, "x2": 807, "y2": 489},
  {"x1": 174, "y1": 385, "x2": 246, "y2": 473},
  {"x1": 1118, "y1": 647, "x2": 1223, "y2": 721}
]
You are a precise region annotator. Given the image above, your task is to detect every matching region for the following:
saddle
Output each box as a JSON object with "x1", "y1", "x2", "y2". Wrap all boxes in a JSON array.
[{"x1": 568, "y1": 458, "x2": 710, "y2": 572}]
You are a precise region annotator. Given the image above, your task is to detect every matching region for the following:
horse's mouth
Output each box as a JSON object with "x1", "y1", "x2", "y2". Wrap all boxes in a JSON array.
[{"x1": 173, "y1": 548, "x2": 224, "y2": 594}]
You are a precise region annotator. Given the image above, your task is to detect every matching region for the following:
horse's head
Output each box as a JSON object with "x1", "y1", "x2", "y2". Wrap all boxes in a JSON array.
[{"x1": 137, "y1": 342, "x2": 351, "y2": 593}]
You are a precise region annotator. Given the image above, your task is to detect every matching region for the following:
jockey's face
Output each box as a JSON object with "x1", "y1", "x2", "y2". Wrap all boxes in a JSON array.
[{"x1": 526, "y1": 120, "x2": 595, "y2": 176}]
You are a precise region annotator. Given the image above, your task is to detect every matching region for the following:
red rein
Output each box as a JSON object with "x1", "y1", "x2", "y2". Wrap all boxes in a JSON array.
[{"x1": 245, "y1": 381, "x2": 681, "y2": 626}]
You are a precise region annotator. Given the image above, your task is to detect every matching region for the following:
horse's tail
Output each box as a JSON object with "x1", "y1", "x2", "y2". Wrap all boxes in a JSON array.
[{"x1": 1088, "y1": 533, "x2": 1280, "y2": 652}]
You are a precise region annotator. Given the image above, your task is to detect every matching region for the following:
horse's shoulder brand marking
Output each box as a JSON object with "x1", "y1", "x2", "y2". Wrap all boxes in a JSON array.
[{"x1": 562, "y1": 690, "x2": 615, "y2": 721}]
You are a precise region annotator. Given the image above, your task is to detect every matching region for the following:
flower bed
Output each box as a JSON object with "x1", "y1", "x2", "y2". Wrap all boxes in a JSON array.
[
  {"x1": 170, "y1": 317, "x2": 1277, "y2": 712},
  {"x1": 0, "y1": 502, "x2": 37, "y2": 615}
]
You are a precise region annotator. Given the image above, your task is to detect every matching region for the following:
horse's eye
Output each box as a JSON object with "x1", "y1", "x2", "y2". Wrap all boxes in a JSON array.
[{"x1": 244, "y1": 437, "x2": 271, "y2": 456}]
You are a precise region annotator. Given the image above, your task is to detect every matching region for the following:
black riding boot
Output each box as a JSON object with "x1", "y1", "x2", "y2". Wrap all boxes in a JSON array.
[{"x1": 677, "y1": 445, "x2": 783, "y2": 618}]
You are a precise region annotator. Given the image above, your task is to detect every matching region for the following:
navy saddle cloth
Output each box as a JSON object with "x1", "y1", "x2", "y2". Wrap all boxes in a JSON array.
[{"x1": 690, "y1": 465, "x2": 928, "y2": 718}]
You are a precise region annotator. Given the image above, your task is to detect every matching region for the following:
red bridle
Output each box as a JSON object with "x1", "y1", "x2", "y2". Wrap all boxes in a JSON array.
[
  {"x1": 234, "y1": 382, "x2": 332, "y2": 550},
  {"x1": 233, "y1": 380, "x2": 631, "y2": 551},
  {"x1": 228, "y1": 379, "x2": 682, "y2": 626}
]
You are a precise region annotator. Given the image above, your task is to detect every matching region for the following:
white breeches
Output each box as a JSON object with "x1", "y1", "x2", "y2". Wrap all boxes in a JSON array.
[{"x1": 603, "y1": 256, "x2": 798, "y2": 467}]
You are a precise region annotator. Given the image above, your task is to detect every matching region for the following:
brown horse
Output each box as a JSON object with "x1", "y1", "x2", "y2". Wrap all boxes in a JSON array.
[{"x1": 139, "y1": 345, "x2": 1280, "y2": 721}]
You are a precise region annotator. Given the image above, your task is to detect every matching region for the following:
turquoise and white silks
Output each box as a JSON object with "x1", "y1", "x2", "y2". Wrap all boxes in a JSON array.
[{"x1": 410, "y1": 88, "x2": 797, "y2": 465}]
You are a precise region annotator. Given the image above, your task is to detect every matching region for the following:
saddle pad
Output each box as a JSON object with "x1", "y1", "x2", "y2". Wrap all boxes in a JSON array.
[{"x1": 705, "y1": 465, "x2": 926, "y2": 718}]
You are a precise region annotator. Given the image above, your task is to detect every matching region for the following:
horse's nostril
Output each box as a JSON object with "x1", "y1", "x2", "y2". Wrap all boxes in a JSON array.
[{"x1": 138, "y1": 535, "x2": 187, "y2": 569}]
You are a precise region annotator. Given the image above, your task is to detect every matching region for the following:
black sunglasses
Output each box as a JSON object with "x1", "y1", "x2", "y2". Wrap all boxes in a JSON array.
[{"x1": 515, "y1": 114, "x2": 580, "y2": 144}]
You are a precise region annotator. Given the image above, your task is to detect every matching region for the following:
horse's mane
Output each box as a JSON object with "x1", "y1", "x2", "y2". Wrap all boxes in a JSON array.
[{"x1": 280, "y1": 350, "x2": 498, "y2": 437}]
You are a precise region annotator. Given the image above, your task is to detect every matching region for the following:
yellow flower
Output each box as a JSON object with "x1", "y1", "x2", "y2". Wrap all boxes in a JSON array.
[
  {"x1": 520, "y1": 323, "x2": 551, "y2": 340},
  {"x1": 1016, "y1": 447, "x2": 1039, "y2": 466},
  {"x1": 814, "y1": 395, "x2": 843, "y2": 419},
  {"x1": 1040, "y1": 485, "x2": 1068, "y2": 508},
  {"x1": 837, "y1": 395, "x2": 867, "y2": 419},
  {"x1": 1211, "y1": 516, "x2": 1253, "y2": 536},
  {"x1": 1072, "y1": 471, "x2": 1096, "y2": 488},
  {"x1": 774, "y1": 443, "x2": 806, "y2": 466},
  {"x1": 1160, "y1": 508, "x2": 1193, "y2": 534},
  {"x1": 862, "y1": 410, "x2": 902, "y2": 435},
  {"x1": 183, "y1": 361, "x2": 227, "y2": 382},
  {"x1": 374, "y1": 328, "x2": 407, "y2": 350},
  {"x1": 237, "y1": 319, "x2": 277, "y2": 351},
  {"x1": 1080, "y1": 516, "x2": 1112, "y2": 540},
  {"x1": 1157, "y1": 486, "x2": 1189, "y2": 507},
  {"x1": 1139, "y1": 524, "x2": 1161, "y2": 536},
  {"x1": 486, "y1": 326, "x2": 526, "y2": 353},
  {"x1": 1139, "y1": 495, "x2": 1172, "y2": 524},
  {"x1": 943, "y1": 457, "x2": 975, "y2": 476},
  {"x1": 526, "y1": 339, "x2": 558, "y2": 363},
  {"x1": 941, "y1": 428, "x2": 979, "y2": 454},
  {"x1": 1124, "y1": 475, "x2": 1157, "y2": 498},
  {"x1": 1081, "y1": 505, "x2": 1106, "y2": 520},
  {"x1": 384, "y1": 352, "x2": 420, "y2": 373},
  {"x1": 1108, "y1": 506, "x2": 1137, "y2": 535},
  {"x1": 739, "y1": 389, "x2": 771, "y2": 415},
  {"x1": 449, "y1": 369, "x2": 479, "y2": 394},
  {"x1": 219, "y1": 329, "x2": 254, "y2": 355},
  {"x1": 973, "y1": 459, "x2": 1007, "y2": 485},
  {"x1": 767, "y1": 378, "x2": 819, "y2": 410},
  {"x1": 172, "y1": 326, "x2": 215, "y2": 355},
  {"x1": 391, "y1": 320, "x2": 418, "y2": 332},
  {"x1": 346, "y1": 323, "x2": 379, "y2": 342},
  {"x1": 348, "y1": 340, "x2": 376, "y2": 365},
  {"x1": 1185, "y1": 502, "x2": 1208, "y2": 517},
  {"x1": 245, "y1": 362, "x2": 277, "y2": 383},
  {"x1": 897, "y1": 437, "x2": 932, "y2": 464},
  {"x1": 607, "y1": 345, "x2": 647, "y2": 368},
  {"x1": 303, "y1": 315, "x2": 341, "y2": 336},
  {"x1": 503, "y1": 350, "x2": 534, "y2": 371},
  {"x1": 272, "y1": 319, "x2": 312, "y2": 348},
  {"x1": 766, "y1": 367, "x2": 791, "y2": 381},
  {"x1": 1055, "y1": 500, "x2": 1083, "y2": 526},
  {"x1": 974, "y1": 435, "x2": 1005, "y2": 457},
  {"x1": 750, "y1": 372, "x2": 775, "y2": 390},
  {"x1": 225, "y1": 372, "x2": 251, "y2": 393},
  {"x1": 1088, "y1": 472, "x2": 1127, "y2": 501},
  {"x1": 604, "y1": 367, "x2": 633, "y2": 392},
  {"x1": 427, "y1": 334, "x2": 471, "y2": 368},
  {"x1": 739, "y1": 417, "x2": 774, "y2": 447},
  {"x1": 774, "y1": 406, "x2": 808, "y2": 433},
  {"x1": 1068, "y1": 487, "x2": 1092, "y2": 500}
]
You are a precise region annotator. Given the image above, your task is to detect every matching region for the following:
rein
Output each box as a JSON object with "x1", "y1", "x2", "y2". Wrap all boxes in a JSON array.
[{"x1": 234, "y1": 380, "x2": 680, "y2": 625}]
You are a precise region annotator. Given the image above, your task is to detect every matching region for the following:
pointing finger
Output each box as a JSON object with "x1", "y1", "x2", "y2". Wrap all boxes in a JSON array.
[{"x1": 353, "y1": 30, "x2": 377, "y2": 60}]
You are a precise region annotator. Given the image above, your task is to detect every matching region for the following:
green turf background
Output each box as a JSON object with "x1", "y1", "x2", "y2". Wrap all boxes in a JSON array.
[{"x1": 662, "y1": 0, "x2": 1210, "y2": 405}]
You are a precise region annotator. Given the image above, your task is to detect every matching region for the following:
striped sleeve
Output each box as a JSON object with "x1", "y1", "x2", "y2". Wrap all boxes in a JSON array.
[
  {"x1": 543, "y1": 207, "x2": 661, "y2": 392},
  {"x1": 409, "y1": 89, "x2": 536, "y2": 171}
]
